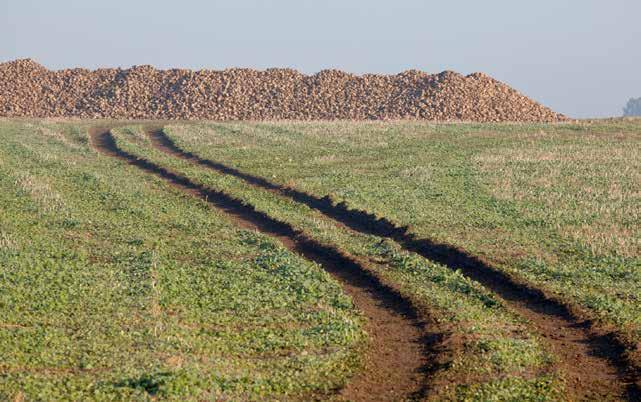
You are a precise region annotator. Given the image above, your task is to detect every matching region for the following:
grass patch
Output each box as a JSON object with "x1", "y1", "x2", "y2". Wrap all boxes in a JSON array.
[
  {"x1": 113, "y1": 124, "x2": 564, "y2": 399},
  {"x1": 164, "y1": 120, "x2": 641, "y2": 342},
  {"x1": 0, "y1": 120, "x2": 363, "y2": 401}
]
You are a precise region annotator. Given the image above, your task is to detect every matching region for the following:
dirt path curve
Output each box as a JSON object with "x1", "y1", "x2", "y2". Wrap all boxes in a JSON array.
[
  {"x1": 146, "y1": 127, "x2": 641, "y2": 401},
  {"x1": 90, "y1": 127, "x2": 443, "y2": 401}
]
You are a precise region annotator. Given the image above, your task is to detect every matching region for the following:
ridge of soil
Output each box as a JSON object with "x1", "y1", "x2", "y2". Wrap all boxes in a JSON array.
[
  {"x1": 147, "y1": 128, "x2": 641, "y2": 401},
  {"x1": 89, "y1": 127, "x2": 445, "y2": 401}
]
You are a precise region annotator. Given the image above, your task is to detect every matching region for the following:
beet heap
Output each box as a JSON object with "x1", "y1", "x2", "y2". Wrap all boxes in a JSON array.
[{"x1": 0, "y1": 59, "x2": 565, "y2": 122}]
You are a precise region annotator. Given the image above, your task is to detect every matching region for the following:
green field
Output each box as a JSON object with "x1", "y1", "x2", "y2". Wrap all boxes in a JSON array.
[{"x1": 1, "y1": 119, "x2": 639, "y2": 401}]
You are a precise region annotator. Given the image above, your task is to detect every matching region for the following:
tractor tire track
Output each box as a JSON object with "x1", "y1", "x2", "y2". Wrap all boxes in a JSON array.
[
  {"x1": 147, "y1": 127, "x2": 641, "y2": 401},
  {"x1": 89, "y1": 127, "x2": 443, "y2": 401}
]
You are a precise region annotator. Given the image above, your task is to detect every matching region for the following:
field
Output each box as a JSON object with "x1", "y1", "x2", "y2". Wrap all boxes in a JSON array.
[{"x1": 1, "y1": 118, "x2": 640, "y2": 401}]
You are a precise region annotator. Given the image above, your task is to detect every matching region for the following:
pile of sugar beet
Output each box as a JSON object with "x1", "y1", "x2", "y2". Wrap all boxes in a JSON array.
[{"x1": 0, "y1": 59, "x2": 566, "y2": 122}]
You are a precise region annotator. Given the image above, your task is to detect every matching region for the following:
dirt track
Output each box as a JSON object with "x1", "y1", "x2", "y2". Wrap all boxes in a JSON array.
[
  {"x1": 89, "y1": 127, "x2": 443, "y2": 401},
  {"x1": 146, "y1": 128, "x2": 641, "y2": 401}
]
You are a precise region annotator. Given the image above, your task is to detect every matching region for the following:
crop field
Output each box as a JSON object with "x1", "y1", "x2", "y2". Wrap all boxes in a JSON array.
[{"x1": 1, "y1": 118, "x2": 640, "y2": 401}]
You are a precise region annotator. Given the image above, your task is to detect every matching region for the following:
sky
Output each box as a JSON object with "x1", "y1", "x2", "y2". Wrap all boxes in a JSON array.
[{"x1": 2, "y1": 0, "x2": 640, "y2": 118}]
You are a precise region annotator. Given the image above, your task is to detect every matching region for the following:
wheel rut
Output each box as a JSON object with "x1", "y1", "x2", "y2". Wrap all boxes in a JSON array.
[
  {"x1": 146, "y1": 127, "x2": 641, "y2": 401},
  {"x1": 89, "y1": 127, "x2": 441, "y2": 401}
]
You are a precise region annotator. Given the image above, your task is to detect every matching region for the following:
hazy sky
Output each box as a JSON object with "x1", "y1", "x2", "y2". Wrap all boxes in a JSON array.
[{"x1": 2, "y1": 0, "x2": 640, "y2": 118}]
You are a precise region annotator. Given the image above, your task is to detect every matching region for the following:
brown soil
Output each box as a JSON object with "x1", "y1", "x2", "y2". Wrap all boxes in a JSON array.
[
  {"x1": 89, "y1": 127, "x2": 444, "y2": 401},
  {"x1": 2, "y1": 59, "x2": 566, "y2": 122},
  {"x1": 146, "y1": 128, "x2": 641, "y2": 401}
]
